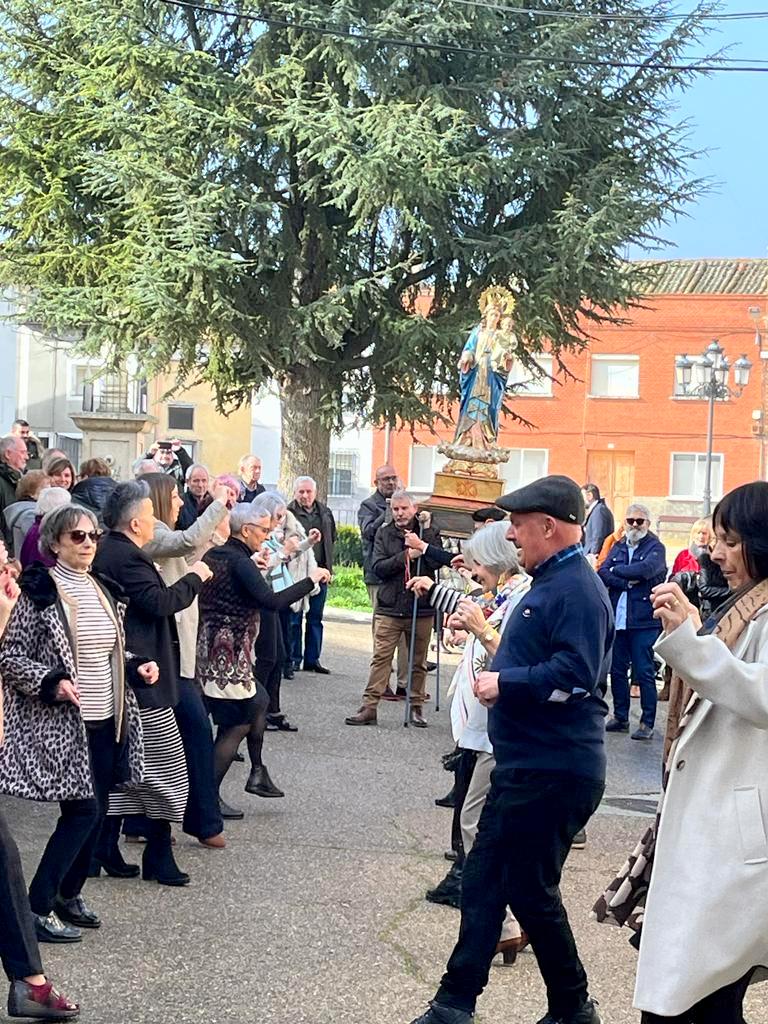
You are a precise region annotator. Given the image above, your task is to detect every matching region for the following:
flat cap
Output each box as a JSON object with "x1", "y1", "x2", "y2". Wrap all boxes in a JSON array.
[
  {"x1": 496, "y1": 474, "x2": 585, "y2": 525},
  {"x1": 471, "y1": 506, "x2": 507, "y2": 523}
]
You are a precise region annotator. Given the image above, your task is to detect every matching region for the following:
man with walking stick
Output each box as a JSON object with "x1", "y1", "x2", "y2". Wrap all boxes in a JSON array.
[{"x1": 345, "y1": 491, "x2": 445, "y2": 729}]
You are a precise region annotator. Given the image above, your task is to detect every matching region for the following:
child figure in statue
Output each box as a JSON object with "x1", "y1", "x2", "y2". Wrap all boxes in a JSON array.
[{"x1": 454, "y1": 287, "x2": 517, "y2": 450}]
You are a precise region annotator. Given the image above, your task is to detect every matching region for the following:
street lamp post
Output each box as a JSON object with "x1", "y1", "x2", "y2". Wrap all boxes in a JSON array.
[{"x1": 674, "y1": 340, "x2": 752, "y2": 515}]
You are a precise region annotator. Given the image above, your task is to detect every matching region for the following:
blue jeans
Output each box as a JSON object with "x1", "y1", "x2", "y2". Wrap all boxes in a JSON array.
[
  {"x1": 289, "y1": 583, "x2": 328, "y2": 666},
  {"x1": 610, "y1": 627, "x2": 659, "y2": 728}
]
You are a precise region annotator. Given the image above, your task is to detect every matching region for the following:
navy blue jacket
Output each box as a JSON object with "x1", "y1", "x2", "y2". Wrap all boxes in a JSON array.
[
  {"x1": 488, "y1": 547, "x2": 613, "y2": 783},
  {"x1": 582, "y1": 499, "x2": 614, "y2": 555},
  {"x1": 597, "y1": 532, "x2": 666, "y2": 630}
]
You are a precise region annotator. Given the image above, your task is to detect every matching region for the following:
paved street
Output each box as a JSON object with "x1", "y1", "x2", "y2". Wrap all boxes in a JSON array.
[{"x1": 2, "y1": 618, "x2": 766, "y2": 1024}]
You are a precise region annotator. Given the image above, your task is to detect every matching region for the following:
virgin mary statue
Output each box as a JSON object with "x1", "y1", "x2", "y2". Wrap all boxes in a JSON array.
[{"x1": 453, "y1": 286, "x2": 517, "y2": 449}]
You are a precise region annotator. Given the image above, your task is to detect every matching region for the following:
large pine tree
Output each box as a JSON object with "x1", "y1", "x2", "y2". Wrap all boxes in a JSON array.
[{"x1": 0, "y1": 0, "x2": 709, "y2": 490}]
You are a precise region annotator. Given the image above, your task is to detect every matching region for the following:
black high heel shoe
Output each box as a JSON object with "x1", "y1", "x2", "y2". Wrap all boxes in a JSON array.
[
  {"x1": 141, "y1": 822, "x2": 190, "y2": 887},
  {"x1": 88, "y1": 816, "x2": 140, "y2": 877}
]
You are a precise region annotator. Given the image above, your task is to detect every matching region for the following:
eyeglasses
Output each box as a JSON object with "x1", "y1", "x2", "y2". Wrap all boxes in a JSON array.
[
  {"x1": 625, "y1": 518, "x2": 647, "y2": 528},
  {"x1": 66, "y1": 530, "x2": 101, "y2": 545}
]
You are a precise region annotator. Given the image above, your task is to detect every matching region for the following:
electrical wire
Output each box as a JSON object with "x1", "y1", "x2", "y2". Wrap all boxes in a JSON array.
[
  {"x1": 156, "y1": 0, "x2": 768, "y2": 72},
  {"x1": 445, "y1": 0, "x2": 768, "y2": 23}
]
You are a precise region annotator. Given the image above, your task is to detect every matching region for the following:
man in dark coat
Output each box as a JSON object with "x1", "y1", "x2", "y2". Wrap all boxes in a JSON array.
[
  {"x1": 0, "y1": 436, "x2": 29, "y2": 550},
  {"x1": 287, "y1": 476, "x2": 336, "y2": 674},
  {"x1": 346, "y1": 490, "x2": 445, "y2": 728},
  {"x1": 236, "y1": 455, "x2": 266, "y2": 503},
  {"x1": 598, "y1": 501, "x2": 666, "y2": 740},
  {"x1": 581, "y1": 483, "x2": 614, "y2": 560},
  {"x1": 177, "y1": 464, "x2": 214, "y2": 529},
  {"x1": 145, "y1": 439, "x2": 192, "y2": 491}
]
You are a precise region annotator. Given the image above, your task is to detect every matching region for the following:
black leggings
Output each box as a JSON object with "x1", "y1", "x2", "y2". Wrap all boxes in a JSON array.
[
  {"x1": 212, "y1": 683, "x2": 269, "y2": 791},
  {"x1": 640, "y1": 969, "x2": 754, "y2": 1023}
]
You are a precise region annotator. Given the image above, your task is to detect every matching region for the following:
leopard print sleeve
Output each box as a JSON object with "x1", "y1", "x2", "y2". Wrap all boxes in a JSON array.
[{"x1": 0, "y1": 593, "x2": 68, "y2": 700}]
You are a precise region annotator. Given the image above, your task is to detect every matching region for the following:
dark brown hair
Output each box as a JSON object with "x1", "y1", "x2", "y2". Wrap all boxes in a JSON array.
[
  {"x1": 142, "y1": 472, "x2": 177, "y2": 528},
  {"x1": 713, "y1": 481, "x2": 768, "y2": 583},
  {"x1": 79, "y1": 457, "x2": 111, "y2": 478},
  {"x1": 45, "y1": 457, "x2": 76, "y2": 490}
]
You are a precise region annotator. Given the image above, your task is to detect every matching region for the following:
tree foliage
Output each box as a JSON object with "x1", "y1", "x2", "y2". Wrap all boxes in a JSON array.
[{"x1": 0, "y1": 0, "x2": 711, "y2": 480}]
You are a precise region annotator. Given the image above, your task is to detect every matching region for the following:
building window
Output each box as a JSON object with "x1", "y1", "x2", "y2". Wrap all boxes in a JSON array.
[
  {"x1": 589, "y1": 355, "x2": 640, "y2": 399},
  {"x1": 409, "y1": 444, "x2": 447, "y2": 491},
  {"x1": 507, "y1": 355, "x2": 554, "y2": 397},
  {"x1": 68, "y1": 359, "x2": 104, "y2": 401},
  {"x1": 670, "y1": 453, "x2": 724, "y2": 500},
  {"x1": 500, "y1": 448, "x2": 549, "y2": 490},
  {"x1": 328, "y1": 450, "x2": 359, "y2": 497},
  {"x1": 167, "y1": 405, "x2": 195, "y2": 431}
]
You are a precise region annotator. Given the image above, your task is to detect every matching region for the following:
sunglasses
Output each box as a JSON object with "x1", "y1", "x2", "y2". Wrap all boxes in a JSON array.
[
  {"x1": 625, "y1": 518, "x2": 647, "y2": 528},
  {"x1": 66, "y1": 529, "x2": 101, "y2": 545}
]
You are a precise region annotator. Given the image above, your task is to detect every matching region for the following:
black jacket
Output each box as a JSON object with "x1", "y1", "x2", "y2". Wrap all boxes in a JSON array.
[
  {"x1": 239, "y1": 481, "x2": 266, "y2": 503},
  {"x1": 372, "y1": 519, "x2": 445, "y2": 617},
  {"x1": 582, "y1": 499, "x2": 615, "y2": 555},
  {"x1": 0, "y1": 462, "x2": 21, "y2": 550},
  {"x1": 288, "y1": 499, "x2": 336, "y2": 572},
  {"x1": 70, "y1": 476, "x2": 117, "y2": 524},
  {"x1": 358, "y1": 490, "x2": 389, "y2": 584},
  {"x1": 93, "y1": 531, "x2": 203, "y2": 709},
  {"x1": 177, "y1": 489, "x2": 213, "y2": 530}
]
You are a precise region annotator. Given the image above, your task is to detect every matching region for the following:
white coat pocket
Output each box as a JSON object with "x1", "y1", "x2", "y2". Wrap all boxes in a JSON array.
[{"x1": 734, "y1": 786, "x2": 768, "y2": 864}]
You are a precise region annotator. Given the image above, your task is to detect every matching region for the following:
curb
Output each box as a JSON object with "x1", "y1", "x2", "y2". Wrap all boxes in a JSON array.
[{"x1": 325, "y1": 606, "x2": 373, "y2": 625}]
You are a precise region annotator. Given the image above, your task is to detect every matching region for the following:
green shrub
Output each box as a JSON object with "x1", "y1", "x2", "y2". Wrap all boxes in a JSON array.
[
  {"x1": 328, "y1": 565, "x2": 371, "y2": 612},
  {"x1": 335, "y1": 524, "x2": 363, "y2": 567}
]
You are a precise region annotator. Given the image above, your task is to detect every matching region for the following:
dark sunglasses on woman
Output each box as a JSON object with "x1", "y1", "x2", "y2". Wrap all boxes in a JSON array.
[{"x1": 66, "y1": 530, "x2": 102, "y2": 545}]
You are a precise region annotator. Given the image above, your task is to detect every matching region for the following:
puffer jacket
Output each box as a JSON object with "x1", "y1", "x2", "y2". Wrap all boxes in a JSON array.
[{"x1": 70, "y1": 476, "x2": 117, "y2": 523}]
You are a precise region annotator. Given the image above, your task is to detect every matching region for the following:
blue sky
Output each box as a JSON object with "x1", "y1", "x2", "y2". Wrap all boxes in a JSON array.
[{"x1": 640, "y1": 1, "x2": 768, "y2": 258}]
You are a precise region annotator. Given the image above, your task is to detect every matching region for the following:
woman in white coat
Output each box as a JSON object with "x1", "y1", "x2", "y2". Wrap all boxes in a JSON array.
[{"x1": 605, "y1": 481, "x2": 768, "y2": 1022}]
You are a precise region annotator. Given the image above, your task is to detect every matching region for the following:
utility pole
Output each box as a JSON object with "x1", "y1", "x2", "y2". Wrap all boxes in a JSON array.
[{"x1": 748, "y1": 306, "x2": 768, "y2": 480}]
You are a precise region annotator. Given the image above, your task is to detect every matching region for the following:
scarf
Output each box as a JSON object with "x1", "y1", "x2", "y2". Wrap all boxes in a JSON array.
[{"x1": 593, "y1": 578, "x2": 768, "y2": 942}]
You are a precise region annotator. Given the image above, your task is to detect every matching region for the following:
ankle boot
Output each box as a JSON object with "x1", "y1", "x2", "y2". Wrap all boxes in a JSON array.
[
  {"x1": 244, "y1": 765, "x2": 284, "y2": 798},
  {"x1": 426, "y1": 861, "x2": 462, "y2": 908},
  {"x1": 90, "y1": 816, "x2": 139, "y2": 878},
  {"x1": 141, "y1": 821, "x2": 190, "y2": 887}
]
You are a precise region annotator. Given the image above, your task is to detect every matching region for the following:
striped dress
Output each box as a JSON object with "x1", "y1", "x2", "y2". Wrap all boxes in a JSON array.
[{"x1": 107, "y1": 704, "x2": 188, "y2": 822}]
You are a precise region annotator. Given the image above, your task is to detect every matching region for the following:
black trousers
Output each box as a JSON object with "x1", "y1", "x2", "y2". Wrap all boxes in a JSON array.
[
  {"x1": 255, "y1": 609, "x2": 286, "y2": 718},
  {"x1": 435, "y1": 768, "x2": 604, "y2": 1020},
  {"x1": 0, "y1": 806, "x2": 43, "y2": 981},
  {"x1": 175, "y1": 678, "x2": 223, "y2": 841},
  {"x1": 28, "y1": 719, "x2": 115, "y2": 916},
  {"x1": 451, "y1": 750, "x2": 478, "y2": 863},
  {"x1": 640, "y1": 969, "x2": 755, "y2": 1023}
]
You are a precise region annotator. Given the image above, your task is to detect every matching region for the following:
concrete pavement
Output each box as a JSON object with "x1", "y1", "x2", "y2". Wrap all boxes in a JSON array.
[{"x1": 2, "y1": 619, "x2": 765, "y2": 1023}]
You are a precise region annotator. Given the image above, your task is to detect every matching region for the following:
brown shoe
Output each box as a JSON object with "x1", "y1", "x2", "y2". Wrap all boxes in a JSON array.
[
  {"x1": 345, "y1": 707, "x2": 377, "y2": 726},
  {"x1": 380, "y1": 687, "x2": 400, "y2": 702},
  {"x1": 496, "y1": 931, "x2": 529, "y2": 965},
  {"x1": 409, "y1": 707, "x2": 428, "y2": 728},
  {"x1": 198, "y1": 833, "x2": 226, "y2": 849}
]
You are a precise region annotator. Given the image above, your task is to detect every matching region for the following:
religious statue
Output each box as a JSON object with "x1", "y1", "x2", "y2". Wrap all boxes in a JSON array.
[{"x1": 453, "y1": 286, "x2": 517, "y2": 450}]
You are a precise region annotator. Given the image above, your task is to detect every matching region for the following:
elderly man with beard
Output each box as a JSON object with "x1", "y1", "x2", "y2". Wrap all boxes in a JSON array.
[{"x1": 598, "y1": 502, "x2": 666, "y2": 740}]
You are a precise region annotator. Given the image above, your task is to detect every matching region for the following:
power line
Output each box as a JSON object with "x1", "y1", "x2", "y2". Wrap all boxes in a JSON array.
[
  {"x1": 155, "y1": 0, "x2": 768, "y2": 72},
  {"x1": 445, "y1": 0, "x2": 768, "y2": 23}
]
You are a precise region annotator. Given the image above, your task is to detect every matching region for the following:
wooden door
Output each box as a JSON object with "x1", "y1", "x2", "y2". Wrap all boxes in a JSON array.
[{"x1": 586, "y1": 450, "x2": 635, "y2": 519}]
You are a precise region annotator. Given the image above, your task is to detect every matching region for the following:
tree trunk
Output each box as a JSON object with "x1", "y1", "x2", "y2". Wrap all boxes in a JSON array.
[{"x1": 278, "y1": 369, "x2": 332, "y2": 502}]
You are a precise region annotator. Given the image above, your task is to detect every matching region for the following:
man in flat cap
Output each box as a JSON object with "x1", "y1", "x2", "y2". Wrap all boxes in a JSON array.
[{"x1": 409, "y1": 475, "x2": 613, "y2": 1024}]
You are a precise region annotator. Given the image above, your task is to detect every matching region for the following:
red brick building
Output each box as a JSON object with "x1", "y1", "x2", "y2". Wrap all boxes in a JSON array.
[{"x1": 374, "y1": 259, "x2": 768, "y2": 531}]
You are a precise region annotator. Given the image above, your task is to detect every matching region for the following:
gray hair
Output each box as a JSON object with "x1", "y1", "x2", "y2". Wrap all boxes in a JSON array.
[
  {"x1": 391, "y1": 488, "x2": 416, "y2": 505},
  {"x1": 133, "y1": 458, "x2": 157, "y2": 478},
  {"x1": 626, "y1": 502, "x2": 652, "y2": 522},
  {"x1": 229, "y1": 502, "x2": 270, "y2": 535},
  {"x1": 103, "y1": 480, "x2": 150, "y2": 531},
  {"x1": 251, "y1": 491, "x2": 287, "y2": 520},
  {"x1": 39, "y1": 504, "x2": 98, "y2": 559},
  {"x1": 185, "y1": 462, "x2": 210, "y2": 482},
  {"x1": 462, "y1": 520, "x2": 520, "y2": 576},
  {"x1": 293, "y1": 476, "x2": 316, "y2": 493},
  {"x1": 36, "y1": 486, "x2": 72, "y2": 516},
  {"x1": 0, "y1": 435, "x2": 23, "y2": 463}
]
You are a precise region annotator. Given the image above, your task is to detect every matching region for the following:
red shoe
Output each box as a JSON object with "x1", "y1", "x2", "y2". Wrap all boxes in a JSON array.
[
  {"x1": 8, "y1": 979, "x2": 80, "y2": 1019},
  {"x1": 495, "y1": 931, "x2": 529, "y2": 965}
]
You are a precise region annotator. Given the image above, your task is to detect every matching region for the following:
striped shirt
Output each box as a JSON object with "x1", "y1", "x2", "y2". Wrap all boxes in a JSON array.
[{"x1": 52, "y1": 563, "x2": 116, "y2": 722}]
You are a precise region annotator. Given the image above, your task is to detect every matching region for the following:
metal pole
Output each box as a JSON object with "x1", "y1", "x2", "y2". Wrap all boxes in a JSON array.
[
  {"x1": 403, "y1": 519, "x2": 424, "y2": 727},
  {"x1": 702, "y1": 379, "x2": 716, "y2": 516},
  {"x1": 434, "y1": 609, "x2": 441, "y2": 713}
]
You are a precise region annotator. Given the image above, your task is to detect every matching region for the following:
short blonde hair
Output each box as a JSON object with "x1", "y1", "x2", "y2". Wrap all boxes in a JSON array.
[{"x1": 689, "y1": 518, "x2": 712, "y2": 546}]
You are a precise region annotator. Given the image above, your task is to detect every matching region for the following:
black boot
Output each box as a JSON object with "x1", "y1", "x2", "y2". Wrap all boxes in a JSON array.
[
  {"x1": 435, "y1": 784, "x2": 456, "y2": 808},
  {"x1": 89, "y1": 816, "x2": 139, "y2": 878},
  {"x1": 245, "y1": 765, "x2": 284, "y2": 798},
  {"x1": 141, "y1": 821, "x2": 190, "y2": 887},
  {"x1": 425, "y1": 862, "x2": 462, "y2": 908}
]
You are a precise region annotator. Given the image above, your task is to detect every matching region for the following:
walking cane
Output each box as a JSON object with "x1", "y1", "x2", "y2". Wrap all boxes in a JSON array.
[
  {"x1": 403, "y1": 518, "x2": 424, "y2": 728},
  {"x1": 434, "y1": 608, "x2": 441, "y2": 713}
]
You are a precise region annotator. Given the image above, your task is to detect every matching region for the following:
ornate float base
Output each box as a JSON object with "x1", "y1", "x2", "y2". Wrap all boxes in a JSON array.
[{"x1": 421, "y1": 470, "x2": 506, "y2": 538}]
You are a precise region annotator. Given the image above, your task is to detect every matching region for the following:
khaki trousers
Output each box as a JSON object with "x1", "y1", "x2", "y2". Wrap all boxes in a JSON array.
[
  {"x1": 366, "y1": 584, "x2": 408, "y2": 687},
  {"x1": 460, "y1": 751, "x2": 522, "y2": 942},
  {"x1": 362, "y1": 614, "x2": 432, "y2": 708}
]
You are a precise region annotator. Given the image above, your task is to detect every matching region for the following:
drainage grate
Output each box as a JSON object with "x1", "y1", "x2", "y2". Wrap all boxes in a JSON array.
[{"x1": 603, "y1": 796, "x2": 658, "y2": 815}]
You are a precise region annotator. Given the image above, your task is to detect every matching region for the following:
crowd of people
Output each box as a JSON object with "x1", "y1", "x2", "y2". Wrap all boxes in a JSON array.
[{"x1": 1, "y1": 421, "x2": 767, "y2": 1024}]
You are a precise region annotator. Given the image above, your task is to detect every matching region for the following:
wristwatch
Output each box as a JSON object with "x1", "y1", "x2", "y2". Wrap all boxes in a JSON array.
[{"x1": 481, "y1": 627, "x2": 497, "y2": 644}]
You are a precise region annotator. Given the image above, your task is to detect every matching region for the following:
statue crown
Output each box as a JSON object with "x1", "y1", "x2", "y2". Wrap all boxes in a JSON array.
[{"x1": 479, "y1": 286, "x2": 516, "y2": 316}]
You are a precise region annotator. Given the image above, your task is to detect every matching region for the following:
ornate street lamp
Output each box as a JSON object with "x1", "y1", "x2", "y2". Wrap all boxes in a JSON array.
[{"x1": 675, "y1": 338, "x2": 752, "y2": 514}]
